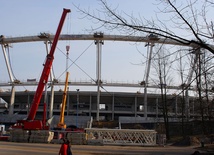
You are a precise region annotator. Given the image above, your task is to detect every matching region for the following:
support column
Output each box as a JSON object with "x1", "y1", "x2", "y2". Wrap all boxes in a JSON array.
[
  {"x1": 76, "y1": 89, "x2": 80, "y2": 127},
  {"x1": 185, "y1": 47, "x2": 199, "y2": 120},
  {"x1": 192, "y1": 98, "x2": 195, "y2": 115},
  {"x1": 94, "y1": 32, "x2": 104, "y2": 121},
  {"x1": 1, "y1": 44, "x2": 16, "y2": 116},
  {"x1": 112, "y1": 94, "x2": 115, "y2": 121},
  {"x1": 156, "y1": 98, "x2": 158, "y2": 121},
  {"x1": 144, "y1": 41, "x2": 154, "y2": 119},
  {"x1": 134, "y1": 96, "x2": 137, "y2": 117},
  {"x1": 9, "y1": 86, "x2": 15, "y2": 116},
  {"x1": 89, "y1": 94, "x2": 92, "y2": 117},
  {"x1": 49, "y1": 86, "x2": 55, "y2": 118},
  {"x1": 44, "y1": 41, "x2": 55, "y2": 119}
]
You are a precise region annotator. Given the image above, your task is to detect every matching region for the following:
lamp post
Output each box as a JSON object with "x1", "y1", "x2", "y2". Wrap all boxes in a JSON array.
[{"x1": 76, "y1": 89, "x2": 79, "y2": 128}]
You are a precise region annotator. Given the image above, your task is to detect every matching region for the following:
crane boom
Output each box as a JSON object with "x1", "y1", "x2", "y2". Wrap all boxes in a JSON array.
[
  {"x1": 27, "y1": 8, "x2": 71, "y2": 121},
  {"x1": 12, "y1": 8, "x2": 71, "y2": 130},
  {"x1": 57, "y1": 71, "x2": 70, "y2": 129}
]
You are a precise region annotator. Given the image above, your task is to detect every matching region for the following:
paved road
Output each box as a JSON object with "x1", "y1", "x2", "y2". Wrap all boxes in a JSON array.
[{"x1": 0, "y1": 141, "x2": 198, "y2": 155}]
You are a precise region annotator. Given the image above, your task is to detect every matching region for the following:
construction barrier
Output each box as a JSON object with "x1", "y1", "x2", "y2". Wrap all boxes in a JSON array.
[
  {"x1": 29, "y1": 130, "x2": 54, "y2": 143},
  {"x1": 9, "y1": 129, "x2": 54, "y2": 143},
  {"x1": 67, "y1": 132, "x2": 87, "y2": 145},
  {"x1": 9, "y1": 129, "x2": 29, "y2": 142},
  {"x1": 85, "y1": 128, "x2": 157, "y2": 146}
]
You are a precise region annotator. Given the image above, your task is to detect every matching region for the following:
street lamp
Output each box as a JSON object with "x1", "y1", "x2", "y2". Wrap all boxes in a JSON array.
[{"x1": 76, "y1": 89, "x2": 79, "y2": 128}]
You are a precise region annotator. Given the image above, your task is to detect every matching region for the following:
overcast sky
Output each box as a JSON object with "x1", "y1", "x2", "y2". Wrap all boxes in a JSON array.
[{"x1": 0, "y1": 0, "x2": 199, "y2": 94}]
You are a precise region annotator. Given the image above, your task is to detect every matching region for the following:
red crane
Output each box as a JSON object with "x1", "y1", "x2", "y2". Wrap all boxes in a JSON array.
[{"x1": 14, "y1": 8, "x2": 71, "y2": 130}]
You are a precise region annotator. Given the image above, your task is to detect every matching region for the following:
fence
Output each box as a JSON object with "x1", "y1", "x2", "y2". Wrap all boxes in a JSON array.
[{"x1": 85, "y1": 128, "x2": 157, "y2": 146}]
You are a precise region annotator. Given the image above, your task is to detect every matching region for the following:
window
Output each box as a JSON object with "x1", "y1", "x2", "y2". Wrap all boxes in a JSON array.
[
  {"x1": 139, "y1": 105, "x2": 144, "y2": 111},
  {"x1": 14, "y1": 105, "x2": 20, "y2": 109},
  {"x1": 99, "y1": 103, "x2": 106, "y2": 110}
]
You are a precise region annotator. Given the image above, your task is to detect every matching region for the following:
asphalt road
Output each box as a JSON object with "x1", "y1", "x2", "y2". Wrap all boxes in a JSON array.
[{"x1": 0, "y1": 141, "x2": 198, "y2": 155}]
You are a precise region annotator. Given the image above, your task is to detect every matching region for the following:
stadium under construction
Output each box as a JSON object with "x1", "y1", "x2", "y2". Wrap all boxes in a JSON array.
[
  {"x1": 1, "y1": 9, "x2": 213, "y2": 146},
  {"x1": 0, "y1": 33, "x2": 202, "y2": 129}
]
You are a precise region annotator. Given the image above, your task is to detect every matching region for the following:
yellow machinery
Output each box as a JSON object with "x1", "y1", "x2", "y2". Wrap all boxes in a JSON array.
[{"x1": 57, "y1": 71, "x2": 69, "y2": 129}]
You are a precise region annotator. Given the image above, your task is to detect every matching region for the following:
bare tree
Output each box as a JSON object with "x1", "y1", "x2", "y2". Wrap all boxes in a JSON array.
[
  {"x1": 77, "y1": 0, "x2": 214, "y2": 54},
  {"x1": 151, "y1": 45, "x2": 174, "y2": 139},
  {"x1": 177, "y1": 50, "x2": 188, "y2": 137},
  {"x1": 76, "y1": 0, "x2": 214, "y2": 137}
]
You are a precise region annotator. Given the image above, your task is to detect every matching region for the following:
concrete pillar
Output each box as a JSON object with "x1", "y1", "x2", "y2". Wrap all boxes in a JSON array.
[
  {"x1": 156, "y1": 98, "x2": 158, "y2": 120},
  {"x1": 89, "y1": 94, "x2": 92, "y2": 117},
  {"x1": 94, "y1": 32, "x2": 104, "y2": 121},
  {"x1": 134, "y1": 96, "x2": 137, "y2": 117},
  {"x1": 49, "y1": 85, "x2": 54, "y2": 119},
  {"x1": 44, "y1": 41, "x2": 55, "y2": 119},
  {"x1": 1, "y1": 44, "x2": 16, "y2": 116},
  {"x1": 185, "y1": 48, "x2": 199, "y2": 121},
  {"x1": 144, "y1": 42, "x2": 154, "y2": 119},
  {"x1": 9, "y1": 86, "x2": 15, "y2": 116}
]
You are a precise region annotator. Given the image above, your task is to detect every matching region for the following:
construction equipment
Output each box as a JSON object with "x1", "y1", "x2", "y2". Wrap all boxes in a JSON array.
[
  {"x1": 57, "y1": 71, "x2": 70, "y2": 129},
  {"x1": 13, "y1": 8, "x2": 71, "y2": 130}
]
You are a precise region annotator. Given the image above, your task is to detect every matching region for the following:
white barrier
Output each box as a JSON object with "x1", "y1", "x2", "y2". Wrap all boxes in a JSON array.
[{"x1": 85, "y1": 128, "x2": 157, "y2": 146}]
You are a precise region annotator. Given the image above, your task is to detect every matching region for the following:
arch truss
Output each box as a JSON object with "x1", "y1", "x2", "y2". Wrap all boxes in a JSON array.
[{"x1": 0, "y1": 33, "x2": 210, "y2": 120}]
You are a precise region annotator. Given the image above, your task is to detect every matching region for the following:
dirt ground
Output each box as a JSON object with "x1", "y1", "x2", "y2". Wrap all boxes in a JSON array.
[
  {"x1": 169, "y1": 135, "x2": 214, "y2": 154},
  {"x1": 0, "y1": 141, "x2": 198, "y2": 155}
]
